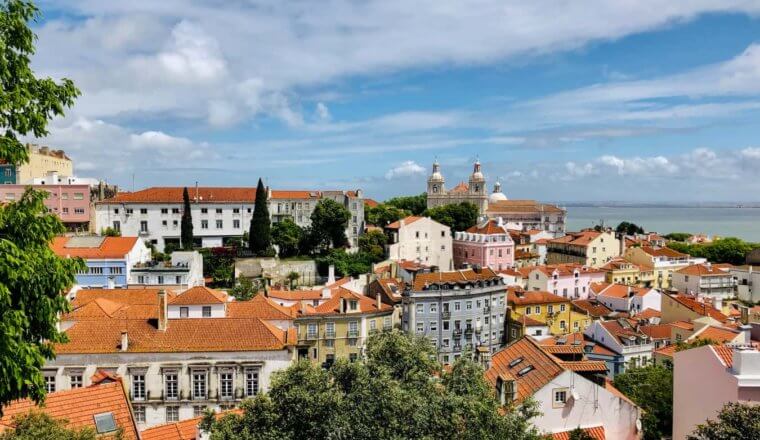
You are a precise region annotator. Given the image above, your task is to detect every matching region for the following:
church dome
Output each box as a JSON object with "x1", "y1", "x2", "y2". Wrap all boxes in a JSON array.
[
  {"x1": 428, "y1": 161, "x2": 444, "y2": 182},
  {"x1": 489, "y1": 182, "x2": 507, "y2": 203},
  {"x1": 469, "y1": 160, "x2": 485, "y2": 182}
]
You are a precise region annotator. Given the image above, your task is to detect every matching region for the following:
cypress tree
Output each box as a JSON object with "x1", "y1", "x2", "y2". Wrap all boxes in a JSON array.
[
  {"x1": 181, "y1": 187, "x2": 194, "y2": 250},
  {"x1": 249, "y1": 178, "x2": 271, "y2": 255}
]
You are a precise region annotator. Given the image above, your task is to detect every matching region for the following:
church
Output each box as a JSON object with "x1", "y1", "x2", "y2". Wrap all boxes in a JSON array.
[{"x1": 426, "y1": 160, "x2": 566, "y2": 236}]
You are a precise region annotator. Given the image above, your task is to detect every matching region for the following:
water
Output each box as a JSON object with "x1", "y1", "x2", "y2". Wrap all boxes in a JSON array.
[{"x1": 565, "y1": 206, "x2": 760, "y2": 242}]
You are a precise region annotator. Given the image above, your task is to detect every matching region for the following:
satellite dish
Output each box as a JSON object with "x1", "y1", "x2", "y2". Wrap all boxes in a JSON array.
[{"x1": 636, "y1": 419, "x2": 642, "y2": 432}]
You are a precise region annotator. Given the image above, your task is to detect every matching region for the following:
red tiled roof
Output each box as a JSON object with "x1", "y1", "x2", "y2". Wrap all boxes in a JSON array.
[
  {"x1": 639, "y1": 324, "x2": 672, "y2": 340},
  {"x1": 412, "y1": 268, "x2": 500, "y2": 291},
  {"x1": 99, "y1": 187, "x2": 255, "y2": 204},
  {"x1": 676, "y1": 264, "x2": 731, "y2": 277},
  {"x1": 269, "y1": 190, "x2": 321, "y2": 200},
  {"x1": 385, "y1": 216, "x2": 424, "y2": 229},
  {"x1": 542, "y1": 345, "x2": 585, "y2": 355},
  {"x1": 640, "y1": 246, "x2": 687, "y2": 258},
  {"x1": 654, "y1": 344, "x2": 676, "y2": 359},
  {"x1": 508, "y1": 288, "x2": 569, "y2": 306},
  {"x1": 693, "y1": 326, "x2": 740, "y2": 343},
  {"x1": 168, "y1": 286, "x2": 227, "y2": 305},
  {"x1": 498, "y1": 267, "x2": 523, "y2": 278},
  {"x1": 552, "y1": 426, "x2": 605, "y2": 440},
  {"x1": 532, "y1": 263, "x2": 606, "y2": 277},
  {"x1": 301, "y1": 287, "x2": 393, "y2": 316},
  {"x1": 465, "y1": 219, "x2": 508, "y2": 235},
  {"x1": 449, "y1": 181, "x2": 469, "y2": 194},
  {"x1": 141, "y1": 409, "x2": 242, "y2": 440},
  {"x1": 539, "y1": 332, "x2": 616, "y2": 356},
  {"x1": 559, "y1": 361, "x2": 608, "y2": 373},
  {"x1": 0, "y1": 379, "x2": 138, "y2": 439},
  {"x1": 51, "y1": 236, "x2": 140, "y2": 259},
  {"x1": 637, "y1": 308, "x2": 661, "y2": 320},
  {"x1": 548, "y1": 231, "x2": 601, "y2": 247},
  {"x1": 593, "y1": 283, "x2": 652, "y2": 299},
  {"x1": 669, "y1": 320, "x2": 695, "y2": 331},
  {"x1": 267, "y1": 289, "x2": 324, "y2": 301},
  {"x1": 227, "y1": 294, "x2": 298, "y2": 319},
  {"x1": 487, "y1": 200, "x2": 564, "y2": 214},
  {"x1": 670, "y1": 295, "x2": 728, "y2": 322},
  {"x1": 572, "y1": 299, "x2": 612, "y2": 318},
  {"x1": 712, "y1": 345, "x2": 734, "y2": 367},
  {"x1": 485, "y1": 337, "x2": 564, "y2": 402},
  {"x1": 364, "y1": 198, "x2": 379, "y2": 208},
  {"x1": 512, "y1": 313, "x2": 546, "y2": 327}
]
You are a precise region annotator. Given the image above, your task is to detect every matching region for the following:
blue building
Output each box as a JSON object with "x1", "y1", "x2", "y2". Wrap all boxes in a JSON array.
[
  {"x1": 52, "y1": 235, "x2": 151, "y2": 288},
  {"x1": 0, "y1": 162, "x2": 16, "y2": 184}
]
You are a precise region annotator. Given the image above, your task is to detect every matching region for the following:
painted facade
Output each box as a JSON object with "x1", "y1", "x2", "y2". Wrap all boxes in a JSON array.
[
  {"x1": 546, "y1": 230, "x2": 621, "y2": 268},
  {"x1": 2, "y1": 183, "x2": 91, "y2": 229},
  {"x1": 384, "y1": 216, "x2": 453, "y2": 270},
  {"x1": 525, "y1": 264, "x2": 606, "y2": 300},
  {"x1": 51, "y1": 236, "x2": 151, "y2": 288},
  {"x1": 453, "y1": 219, "x2": 515, "y2": 270}
]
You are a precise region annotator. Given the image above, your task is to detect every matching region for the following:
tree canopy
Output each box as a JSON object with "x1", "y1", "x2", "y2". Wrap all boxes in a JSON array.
[
  {"x1": 423, "y1": 202, "x2": 479, "y2": 232},
  {"x1": 613, "y1": 365, "x2": 673, "y2": 440},
  {"x1": 310, "y1": 199, "x2": 351, "y2": 250},
  {"x1": 203, "y1": 331, "x2": 541, "y2": 440},
  {"x1": 364, "y1": 203, "x2": 409, "y2": 227},
  {"x1": 667, "y1": 237, "x2": 759, "y2": 265},
  {"x1": 357, "y1": 229, "x2": 387, "y2": 262},
  {"x1": 385, "y1": 193, "x2": 427, "y2": 215},
  {"x1": 688, "y1": 402, "x2": 760, "y2": 440},
  {"x1": 615, "y1": 221, "x2": 645, "y2": 235},
  {"x1": 271, "y1": 218, "x2": 302, "y2": 258},
  {"x1": 664, "y1": 232, "x2": 690, "y2": 242},
  {"x1": 0, "y1": 412, "x2": 96, "y2": 440},
  {"x1": 0, "y1": 0, "x2": 82, "y2": 410},
  {"x1": 181, "y1": 186, "x2": 193, "y2": 250},
  {"x1": 249, "y1": 178, "x2": 273, "y2": 256}
]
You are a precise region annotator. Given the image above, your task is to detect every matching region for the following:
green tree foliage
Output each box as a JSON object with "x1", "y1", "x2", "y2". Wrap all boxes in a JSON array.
[
  {"x1": 568, "y1": 427, "x2": 595, "y2": 440},
  {"x1": 675, "y1": 337, "x2": 717, "y2": 352},
  {"x1": 0, "y1": 0, "x2": 81, "y2": 410},
  {"x1": 271, "y1": 218, "x2": 302, "y2": 258},
  {"x1": 315, "y1": 249, "x2": 375, "y2": 277},
  {"x1": 667, "y1": 237, "x2": 758, "y2": 265},
  {"x1": 100, "y1": 227, "x2": 120, "y2": 237},
  {"x1": 286, "y1": 271, "x2": 299, "y2": 289},
  {"x1": 664, "y1": 232, "x2": 690, "y2": 242},
  {"x1": 688, "y1": 402, "x2": 760, "y2": 440},
  {"x1": 205, "y1": 331, "x2": 541, "y2": 440},
  {"x1": 249, "y1": 178, "x2": 272, "y2": 256},
  {"x1": 199, "y1": 247, "x2": 236, "y2": 287},
  {"x1": 358, "y1": 229, "x2": 387, "y2": 263},
  {"x1": 423, "y1": 202, "x2": 479, "y2": 232},
  {"x1": 385, "y1": 193, "x2": 427, "y2": 215},
  {"x1": 310, "y1": 199, "x2": 351, "y2": 250},
  {"x1": 365, "y1": 203, "x2": 409, "y2": 227},
  {"x1": 0, "y1": 412, "x2": 96, "y2": 440},
  {"x1": 230, "y1": 277, "x2": 257, "y2": 301},
  {"x1": 613, "y1": 365, "x2": 673, "y2": 440},
  {"x1": 616, "y1": 221, "x2": 645, "y2": 235},
  {"x1": 181, "y1": 187, "x2": 193, "y2": 250}
]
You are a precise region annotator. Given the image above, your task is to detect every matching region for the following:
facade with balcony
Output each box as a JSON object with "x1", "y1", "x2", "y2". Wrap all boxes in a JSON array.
[
  {"x1": 584, "y1": 319, "x2": 654, "y2": 376},
  {"x1": 51, "y1": 235, "x2": 151, "y2": 288},
  {"x1": 401, "y1": 268, "x2": 508, "y2": 365},
  {"x1": 624, "y1": 245, "x2": 707, "y2": 289},
  {"x1": 671, "y1": 263, "x2": 736, "y2": 299},
  {"x1": 546, "y1": 230, "x2": 620, "y2": 268},
  {"x1": 130, "y1": 251, "x2": 205, "y2": 288}
]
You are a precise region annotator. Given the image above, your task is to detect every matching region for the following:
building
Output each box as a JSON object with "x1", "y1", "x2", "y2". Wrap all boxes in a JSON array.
[
  {"x1": 511, "y1": 231, "x2": 541, "y2": 268},
  {"x1": 583, "y1": 319, "x2": 654, "y2": 374},
  {"x1": 590, "y1": 283, "x2": 662, "y2": 316},
  {"x1": 294, "y1": 287, "x2": 396, "y2": 366},
  {"x1": 485, "y1": 337, "x2": 642, "y2": 439},
  {"x1": 525, "y1": 263, "x2": 606, "y2": 300},
  {"x1": 539, "y1": 332, "x2": 620, "y2": 377},
  {"x1": 0, "y1": 159, "x2": 16, "y2": 184},
  {"x1": 507, "y1": 287, "x2": 592, "y2": 336},
  {"x1": 48, "y1": 287, "x2": 297, "y2": 430},
  {"x1": 671, "y1": 263, "x2": 736, "y2": 299},
  {"x1": 425, "y1": 160, "x2": 565, "y2": 234},
  {"x1": 733, "y1": 265, "x2": 760, "y2": 303},
  {"x1": 384, "y1": 216, "x2": 453, "y2": 270},
  {"x1": 2, "y1": 183, "x2": 91, "y2": 230},
  {"x1": 600, "y1": 258, "x2": 654, "y2": 286},
  {"x1": 402, "y1": 268, "x2": 508, "y2": 364},
  {"x1": 51, "y1": 236, "x2": 151, "y2": 288},
  {"x1": 660, "y1": 293, "x2": 729, "y2": 325},
  {"x1": 452, "y1": 219, "x2": 514, "y2": 270},
  {"x1": 673, "y1": 345, "x2": 760, "y2": 440},
  {"x1": 95, "y1": 187, "x2": 364, "y2": 252},
  {"x1": 15, "y1": 144, "x2": 73, "y2": 184},
  {"x1": 546, "y1": 230, "x2": 620, "y2": 268},
  {"x1": 624, "y1": 245, "x2": 706, "y2": 289},
  {"x1": 130, "y1": 251, "x2": 205, "y2": 288},
  {"x1": 0, "y1": 373, "x2": 140, "y2": 439}
]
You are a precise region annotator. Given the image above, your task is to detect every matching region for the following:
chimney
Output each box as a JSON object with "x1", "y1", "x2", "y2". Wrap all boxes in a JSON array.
[
  {"x1": 158, "y1": 289, "x2": 168, "y2": 331},
  {"x1": 321, "y1": 287, "x2": 331, "y2": 299},
  {"x1": 376, "y1": 293, "x2": 382, "y2": 310},
  {"x1": 739, "y1": 324, "x2": 752, "y2": 344},
  {"x1": 339, "y1": 297, "x2": 346, "y2": 313},
  {"x1": 120, "y1": 331, "x2": 129, "y2": 351},
  {"x1": 327, "y1": 265, "x2": 336, "y2": 285},
  {"x1": 732, "y1": 346, "x2": 760, "y2": 377},
  {"x1": 706, "y1": 262, "x2": 712, "y2": 272},
  {"x1": 107, "y1": 277, "x2": 115, "y2": 289},
  {"x1": 195, "y1": 181, "x2": 199, "y2": 203}
]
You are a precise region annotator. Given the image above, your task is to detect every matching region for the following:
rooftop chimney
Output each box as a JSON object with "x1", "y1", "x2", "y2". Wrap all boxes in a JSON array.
[
  {"x1": 739, "y1": 324, "x2": 752, "y2": 344},
  {"x1": 376, "y1": 293, "x2": 382, "y2": 310},
  {"x1": 731, "y1": 346, "x2": 760, "y2": 379},
  {"x1": 158, "y1": 289, "x2": 168, "y2": 331},
  {"x1": 120, "y1": 331, "x2": 129, "y2": 351},
  {"x1": 327, "y1": 265, "x2": 336, "y2": 285},
  {"x1": 321, "y1": 287, "x2": 331, "y2": 299},
  {"x1": 706, "y1": 262, "x2": 712, "y2": 272}
]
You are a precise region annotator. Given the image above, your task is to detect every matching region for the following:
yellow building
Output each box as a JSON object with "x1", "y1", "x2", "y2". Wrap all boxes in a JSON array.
[
  {"x1": 507, "y1": 287, "x2": 592, "y2": 335},
  {"x1": 624, "y1": 245, "x2": 703, "y2": 289},
  {"x1": 294, "y1": 287, "x2": 396, "y2": 366},
  {"x1": 16, "y1": 144, "x2": 73, "y2": 184},
  {"x1": 546, "y1": 230, "x2": 620, "y2": 268}
]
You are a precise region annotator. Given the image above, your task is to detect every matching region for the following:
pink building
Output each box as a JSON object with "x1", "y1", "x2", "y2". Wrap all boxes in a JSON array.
[
  {"x1": 526, "y1": 264, "x2": 607, "y2": 300},
  {"x1": 453, "y1": 219, "x2": 514, "y2": 270},
  {"x1": 2, "y1": 184, "x2": 90, "y2": 229},
  {"x1": 673, "y1": 343, "x2": 760, "y2": 440}
]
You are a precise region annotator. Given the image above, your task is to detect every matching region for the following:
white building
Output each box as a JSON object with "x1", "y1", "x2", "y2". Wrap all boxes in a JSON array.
[
  {"x1": 671, "y1": 263, "x2": 736, "y2": 299},
  {"x1": 130, "y1": 251, "x2": 205, "y2": 289},
  {"x1": 486, "y1": 337, "x2": 642, "y2": 439},
  {"x1": 733, "y1": 265, "x2": 760, "y2": 303},
  {"x1": 95, "y1": 187, "x2": 364, "y2": 252},
  {"x1": 384, "y1": 216, "x2": 453, "y2": 271},
  {"x1": 590, "y1": 283, "x2": 662, "y2": 315},
  {"x1": 48, "y1": 287, "x2": 297, "y2": 430},
  {"x1": 584, "y1": 319, "x2": 654, "y2": 373}
]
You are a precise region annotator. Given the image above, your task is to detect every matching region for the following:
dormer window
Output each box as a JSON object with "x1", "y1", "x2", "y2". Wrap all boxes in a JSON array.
[
  {"x1": 202, "y1": 306, "x2": 211, "y2": 317},
  {"x1": 349, "y1": 300, "x2": 358, "y2": 311}
]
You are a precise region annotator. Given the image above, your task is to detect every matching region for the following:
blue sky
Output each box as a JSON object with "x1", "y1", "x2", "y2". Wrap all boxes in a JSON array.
[{"x1": 28, "y1": 1, "x2": 760, "y2": 202}]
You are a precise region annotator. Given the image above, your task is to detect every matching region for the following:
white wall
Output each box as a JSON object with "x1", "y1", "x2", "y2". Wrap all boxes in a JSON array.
[
  {"x1": 387, "y1": 218, "x2": 453, "y2": 270},
  {"x1": 167, "y1": 304, "x2": 226, "y2": 318}
]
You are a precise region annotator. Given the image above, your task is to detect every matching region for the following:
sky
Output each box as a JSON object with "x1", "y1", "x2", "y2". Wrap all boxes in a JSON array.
[{"x1": 25, "y1": 1, "x2": 760, "y2": 202}]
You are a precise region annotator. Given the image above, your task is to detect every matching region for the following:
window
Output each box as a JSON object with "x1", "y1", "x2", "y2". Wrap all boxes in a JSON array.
[
  {"x1": 89, "y1": 267, "x2": 103, "y2": 275},
  {"x1": 73, "y1": 193, "x2": 84, "y2": 200},
  {"x1": 233, "y1": 219, "x2": 240, "y2": 229},
  {"x1": 131, "y1": 374, "x2": 146, "y2": 400},
  {"x1": 430, "y1": 321, "x2": 437, "y2": 332},
  {"x1": 216, "y1": 208, "x2": 223, "y2": 214},
  {"x1": 535, "y1": 306, "x2": 541, "y2": 314},
  {"x1": 193, "y1": 406, "x2": 206, "y2": 417},
  {"x1": 548, "y1": 305, "x2": 553, "y2": 314},
  {"x1": 216, "y1": 220, "x2": 223, "y2": 229},
  {"x1": 443, "y1": 320, "x2": 450, "y2": 330},
  {"x1": 560, "y1": 304, "x2": 566, "y2": 312},
  {"x1": 166, "y1": 406, "x2": 179, "y2": 422},
  {"x1": 192, "y1": 371, "x2": 207, "y2": 399},
  {"x1": 307, "y1": 323, "x2": 318, "y2": 339},
  {"x1": 370, "y1": 320, "x2": 377, "y2": 331},
  {"x1": 553, "y1": 389, "x2": 568, "y2": 407},
  {"x1": 430, "y1": 303, "x2": 437, "y2": 313},
  {"x1": 93, "y1": 413, "x2": 117, "y2": 433},
  {"x1": 69, "y1": 373, "x2": 83, "y2": 388},
  {"x1": 349, "y1": 300, "x2": 358, "y2": 311},
  {"x1": 62, "y1": 207, "x2": 69, "y2": 214},
  {"x1": 173, "y1": 220, "x2": 178, "y2": 228},
  {"x1": 383, "y1": 317, "x2": 392, "y2": 329},
  {"x1": 326, "y1": 321, "x2": 336, "y2": 337},
  {"x1": 165, "y1": 371, "x2": 179, "y2": 400},
  {"x1": 416, "y1": 322, "x2": 424, "y2": 333},
  {"x1": 348, "y1": 321, "x2": 359, "y2": 337},
  {"x1": 220, "y1": 371, "x2": 234, "y2": 399},
  {"x1": 161, "y1": 208, "x2": 168, "y2": 214},
  {"x1": 176, "y1": 275, "x2": 182, "y2": 284},
  {"x1": 162, "y1": 220, "x2": 168, "y2": 227},
  {"x1": 559, "y1": 320, "x2": 566, "y2": 329},
  {"x1": 416, "y1": 304, "x2": 424, "y2": 314},
  {"x1": 442, "y1": 338, "x2": 450, "y2": 348},
  {"x1": 201, "y1": 220, "x2": 208, "y2": 229},
  {"x1": 349, "y1": 353, "x2": 358, "y2": 362},
  {"x1": 454, "y1": 301, "x2": 461, "y2": 311},
  {"x1": 139, "y1": 208, "x2": 147, "y2": 214},
  {"x1": 157, "y1": 275, "x2": 164, "y2": 284},
  {"x1": 525, "y1": 307, "x2": 531, "y2": 315},
  {"x1": 126, "y1": 208, "x2": 134, "y2": 215},
  {"x1": 112, "y1": 221, "x2": 120, "y2": 231},
  {"x1": 201, "y1": 208, "x2": 208, "y2": 214},
  {"x1": 134, "y1": 406, "x2": 145, "y2": 423},
  {"x1": 111, "y1": 267, "x2": 123, "y2": 275},
  {"x1": 202, "y1": 306, "x2": 211, "y2": 317},
  {"x1": 139, "y1": 221, "x2": 148, "y2": 232},
  {"x1": 245, "y1": 369, "x2": 259, "y2": 397},
  {"x1": 233, "y1": 208, "x2": 240, "y2": 214},
  {"x1": 172, "y1": 208, "x2": 180, "y2": 214},
  {"x1": 466, "y1": 301, "x2": 472, "y2": 310},
  {"x1": 180, "y1": 307, "x2": 189, "y2": 318}
]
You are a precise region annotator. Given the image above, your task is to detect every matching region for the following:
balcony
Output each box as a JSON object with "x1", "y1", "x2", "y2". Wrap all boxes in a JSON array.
[
  {"x1": 453, "y1": 329, "x2": 462, "y2": 337},
  {"x1": 464, "y1": 327, "x2": 473, "y2": 337},
  {"x1": 138, "y1": 230, "x2": 150, "y2": 236},
  {"x1": 306, "y1": 332, "x2": 318, "y2": 341}
]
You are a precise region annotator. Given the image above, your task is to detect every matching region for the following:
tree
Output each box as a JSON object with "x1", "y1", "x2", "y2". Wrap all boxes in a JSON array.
[
  {"x1": 664, "y1": 232, "x2": 690, "y2": 242},
  {"x1": 286, "y1": 271, "x2": 299, "y2": 289},
  {"x1": 230, "y1": 277, "x2": 257, "y2": 301},
  {"x1": 667, "y1": 237, "x2": 756, "y2": 265},
  {"x1": 615, "y1": 221, "x2": 644, "y2": 235},
  {"x1": 315, "y1": 249, "x2": 374, "y2": 277},
  {"x1": 357, "y1": 229, "x2": 386, "y2": 263},
  {"x1": 0, "y1": 412, "x2": 96, "y2": 440},
  {"x1": 0, "y1": 0, "x2": 81, "y2": 410},
  {"x1": 310, "y1": 199, "x2": 351, "y2": 250},
  {"x1": 613, "y1": 365, "x2": 673, "y2": 440},
  {"x1": 385, "y1": 193, "x2": 427, "y2": 215},
  {"x1": 568, "y1": 427, "x2": 595, "y2": 440},
  {"x1": 249, "y1": 178, "x2": 272, "y2": 256},
  {"x1": 100, "y1": 227, "x2": 120, "y2": 237},
  {"x1": 424, "y1": 202, "x2": 479, "y2": 232},
  {"x1": 365, "y1": 203, "x2": 409, "y2": 227},
  {"x1": 205, "y1": 330, "x2": 541, "y2": 440},
  {"x1": 271, "y1": 218, "x2": 302, "y2": 258},
  {"x1": 181, "y1": 187, "x2": 193, "y2": 250},
  {"x1": 688, "y1": 402, "x2": 760, "y2": 440},
  {"x1": 675, "y1": 337, "x2": 717, "y2": 352}
]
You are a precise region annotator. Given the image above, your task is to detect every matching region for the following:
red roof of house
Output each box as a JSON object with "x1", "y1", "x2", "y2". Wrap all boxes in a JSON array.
[
  {"x1": 51, "y1": 236, "x2": 140, "y2": 259},
  {"x1": 269, "y1": 190, "x2": 321, "y2": 200},
  {"x1": 227, "y1": 294, "x2": 298, "y2": 319},
  {"x1": 485, "y1": 337, "x2": 564, "y2": 402},
  {"x1": 385, "y1": 216, "x2": 424, "y2": 229},
  {"x1": 99, "y1": 187, "x2": 255, "y2": 204},
  {"x1": 636, "y1": 308, "x2": 661, "y2": 320},
  {"x1": 676, "y1": 263, "x2": 731, "y2": 277},
  {"x1": 640, "y1": 246, "x2": 687, "y2": 258},
  {"x1": 532, "y1": 263, "x2": 606, "y2": 277},
  {"x1": 508, "y1": 287, "x2": 569, "y2": 306},
  {"x1": 670, "y1": 294, "x2": 728, "y2": 322},
  {"x1": 364, "y1": 198, "x2": 380, "y2": 208},
  {"x1": 572, "y1": 299, "x2": 613, "y2": 318},
  {"x1": 639, "y1": 324, "x2": 672, "y2": 340},
  {"x1": 552, "y1": 426, "x2": 605, "y2": 440},
  {"x1": 548, "y1": 231, "x2": 602, "y2": 247},
  {"x1": 465, "y1": 219, "x2": 508, "y2": 235},
  {"x1": 592, "y1": 283, "x2": 653, "y2": 299},
  {"x1": 300, "y1": 287, "x2": 393, "y2": 316},
  {"x1": 0, "y1": 379, "x2": 139, "y2": 439},
  {"x1": 692, "y1": 326, "x2": 740, "y2": 343},
  {"x1": 412, "y1": 268, "x2": 500, "y2": 291},
  {"x1": 168, "y1": 286, "x2": 227, "y2": 305},
  {"x1": 267, "y1": 289, "x2": 324, "y2": 301}
]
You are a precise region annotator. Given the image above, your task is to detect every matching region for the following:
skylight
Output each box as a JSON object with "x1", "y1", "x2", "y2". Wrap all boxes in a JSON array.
[
  {"x1": 517, "y1": 365, "x2": 534, "y2": 377},
  {"x1": 508, "y1": 357, "x2": 524, "y2": 368},
  {"x1": 93, "y1": 412, "x2": 117, "y2": 433}
]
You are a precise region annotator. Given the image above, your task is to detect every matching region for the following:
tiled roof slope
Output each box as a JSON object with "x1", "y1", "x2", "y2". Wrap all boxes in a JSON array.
[
  {"x1": 302, "y1": 288, "x2": 393, "y2": 316},
  {"x1": 485, "y1": 337, "x2": 564, "y2": 402},
  {"x1": 552, "y1": 426, "x2": 605, "y2": 440},
  {"x1": 51, "y1": 236, "x2": 139, "y2": 259},
  {"x1": 168, "y1": 286, "x2": 227, "y2": 305},
  {"x1": 412, "y1": 268, "x2": 500, "y2": 291},
  {"x1": 99, "y1": 187, "x2": 255, "y2": 204}
]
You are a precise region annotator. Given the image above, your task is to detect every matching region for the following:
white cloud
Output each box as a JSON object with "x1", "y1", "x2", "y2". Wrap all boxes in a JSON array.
[
  {"x1": 597, "y1": 154, "x2": 678, "y2": 176},
  {"x1": 565, "y1": 161, "x2": 595, "y2": 178},
  {"x1": 315, "y1": 102, "x2": 331, "y2": 121},
  {"x1": 385, "y1": 160, "x2": 426, "y2": 180}
]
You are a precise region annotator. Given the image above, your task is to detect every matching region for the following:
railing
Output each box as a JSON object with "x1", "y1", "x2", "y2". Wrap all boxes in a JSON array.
[
  {"x1": 453, "y1": 329, "x2": 462, "y2": 337},
  {"x1": 442, "y1": 311, "x2": 451, "y2": 319},
  {"x1": 306, "y1": 333, "x2": 318, "y2": 340}
]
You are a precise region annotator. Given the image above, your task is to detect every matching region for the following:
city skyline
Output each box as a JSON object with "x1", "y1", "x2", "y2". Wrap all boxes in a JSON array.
[{"x1": 26, "y1": 1, "x2": 760, "y2": 201}]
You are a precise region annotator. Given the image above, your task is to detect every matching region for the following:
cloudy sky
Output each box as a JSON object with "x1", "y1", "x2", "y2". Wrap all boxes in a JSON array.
[{"x1": 27, "y1": 1, "x2": 760, "y2": 201}]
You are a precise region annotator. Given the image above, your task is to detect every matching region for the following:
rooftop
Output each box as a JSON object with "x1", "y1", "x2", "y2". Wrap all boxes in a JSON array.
[
  {"x1": 168, "y1": 286, "x2": 228, "y2": 305},
  {"x1": 508, "y1": 287, "x2": 569, "y2": 306},
  {"x1": 676, "y1": 263, "x2": 732, "y2": 277},
  {"x1": 547, "y1": 231, "x2": 602, "y2": 247},
  {"x1": 411, "y1": 268, "x2": 501, "y2": 291},
  {"x1": 51, "y1": 236, "x2": 140, "y2": 259},
  {"x1": 385, "y1": 215, "x2": 424, "y2": 229}
]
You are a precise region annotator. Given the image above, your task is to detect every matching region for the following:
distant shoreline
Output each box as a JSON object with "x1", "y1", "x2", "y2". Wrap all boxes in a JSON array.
[{"x1": 555, "y1": 203, "x2": 760, "y2": 209}]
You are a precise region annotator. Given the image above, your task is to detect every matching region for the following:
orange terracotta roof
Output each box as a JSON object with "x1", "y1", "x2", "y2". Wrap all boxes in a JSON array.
[
  {"x1": 227, "y1": 294, "x2": 298, "y2": 319},
  {"x1": 671, "y1": 295, "x2": 728, "y2": 322},
  {"x1": 364, "y1": 198, "x2": 379, "y2": 208},
  {"x1": 542, "y1": 345, "x2": 585, "y2": 355},
  {"x1": 560, "y1": 361, "x2": 608, "y2": 373},
  {"x1": 485, "y1": 337, "x2": 564, "y2": 402},
  {"x1": 532, "y1": 263, "x2": 606, "y2": 277},
  {"x1": 465, "y1": 219, "x2": 508, "y2": 235},
  {"x1": 639, "y1": 324, "x2": 672, "y2": 340},
  {"x1": 267, "y1": 288, "x2": 324, "y2": 301},
  {"x1": 572, "y1": 299, "x2": 612, "y2": 318},
  {"x1": 508, "y1": 288, "x2": 569, "y2": 306},
  {"x1": 693, "y1": 326, "x2": 740, "y2": 343},
  {"x1": 63, "y1": 288, "x2": 174, "y2": 321},
  {"x1": 640, "y1": 246, "x2": 687, "y2": 258},
  {"x1": 448, "y1": 181, "x2": 469, "y2": 194},
  {"x1": 51, "y1": 236, "x2": 140, "y2": 259},
  {"x1": 398, "y1": 259, "x2": 429, "y2": 272},
  {"x1": 498, "y1": 267, "x2": 523, "y2": 278},
  {"x1": 487, "y1": 200, "x2": 564, "y2": 214},
  {"x1": 636, "y1": 308, "x2": 661, "y2": 320},
  {"x1": 654, "y1": 344, "x2": 676, "y2": 358},
  {"x1": 600, "y1": 258, "x2": 640, "y2": 271},
  {"x1": 539, "y1": 332, "x2": 616, "y2": 356},
  {"x1": 99, "y1": 187, "x2": 255, "y2": 204},
  {"x1": 169, "y1": 286, "x2": 227, "y2": 305},
  {"x1": 0, "y1": 379, "x2": 138, "y2": 439},
  {"x1": 669, "y1": 320, "x2": 695, "y2": 331},
  {"x1": 412, "y1": 268, "x2": 500, "y2": 291},
  {"x1": 594, "y1": 283, "x2": 652, "y2": 299},
  {"x1": 385, "y1": 216, "x2": 424, "y2": 229},
  {"x1": 269, "y1": 190, "x2": 321, "y2": 200},
  {"x1": 301, "y1": 288, "x2": 393, "y2": 316},
  {"x1": 552, "y1": 426, "x2": 605, "y2": 440},
  {"x1": 676, "y1": 263, "x2": 731, "y2": 277},
  {"x1": 141, "y1": 409, "x2": 242, "y2": 440},
  {"x1": 711, "y1": 345, "x2": 734, "y2": 367},
  {"x1": 548, "y1": 231, "x2": 601, "y2": 247}
]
